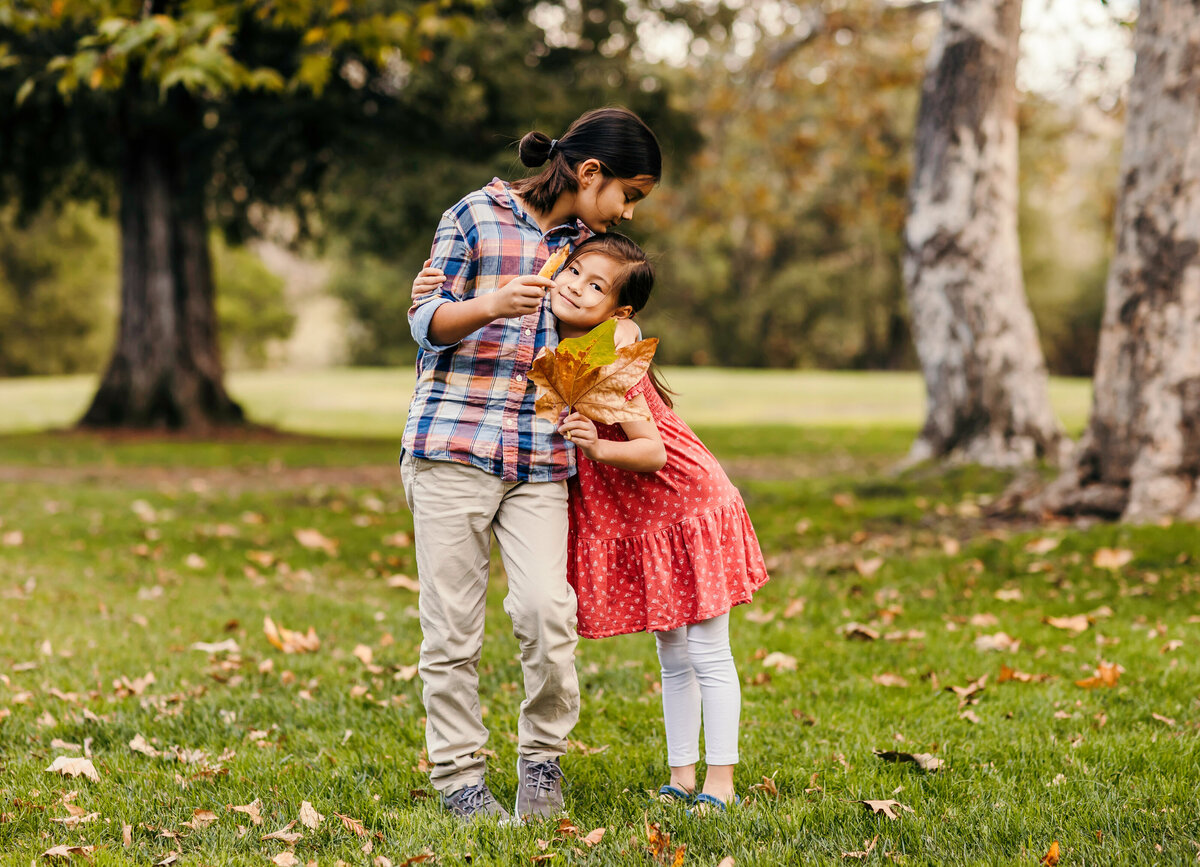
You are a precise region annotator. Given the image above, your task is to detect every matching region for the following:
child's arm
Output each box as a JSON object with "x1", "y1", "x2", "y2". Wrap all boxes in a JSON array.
[
  {"x1": 412, "y1": 261, "x2": 554, "y2": 346},
  {"x1": 427, "y1": 275, "x2": 554, "y2": 346},
  {"x1": 558, "y1": 411, "x2": 666, "y2": 473}
]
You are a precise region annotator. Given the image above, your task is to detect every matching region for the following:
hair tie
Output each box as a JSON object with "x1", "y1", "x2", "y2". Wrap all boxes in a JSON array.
[{"x1": 548, "y1": 138, "x2": 559, "y2": 157}]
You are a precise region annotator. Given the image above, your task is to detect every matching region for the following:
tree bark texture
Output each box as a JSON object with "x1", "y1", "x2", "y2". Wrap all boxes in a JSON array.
[
  {"x1": 80, "y1": 125, "x2": 243, "y2": 430},
  {"x1": 903, "y1": 0, "x2": 1064, "y2": 467},
  {"x1": 1036, "y1": 0, "x2": 1200, "y2": 521}
]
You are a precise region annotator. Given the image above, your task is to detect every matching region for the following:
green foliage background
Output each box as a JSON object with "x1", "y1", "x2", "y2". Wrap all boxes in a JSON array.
[{"x1": 0, "y1": 1, "x2": 1122, "y2": 377}]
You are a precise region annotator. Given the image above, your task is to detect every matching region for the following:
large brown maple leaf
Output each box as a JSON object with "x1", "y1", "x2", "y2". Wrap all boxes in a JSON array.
[{"x1": 529, "y1": 320, "x2": 658, "y2": 425}]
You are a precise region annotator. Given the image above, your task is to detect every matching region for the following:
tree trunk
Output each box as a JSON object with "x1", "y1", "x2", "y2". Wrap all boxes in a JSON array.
[
  {"x1": 80, "y1": 126, "x2": 243, "y2": 430},
  {"x1": 1033, "y1": 0, "x2": 1200, "y2": 522},
  {"x1": 902, "y1": 0, "x2": 1064, "y2": 467}
]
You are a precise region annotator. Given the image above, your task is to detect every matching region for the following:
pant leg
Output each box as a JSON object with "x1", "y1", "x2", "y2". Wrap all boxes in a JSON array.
[
  {"x1": 402, "y1": 453, "x2": 501, "y2": 794},
  {"x1": 491, "y1": 478, "x2": 579, "y2": 760},
  {"x1": 686, "y1": 613, "x2": 740, "y2": 765},
  {"x1": 654, "y1": 626, "x2": 702, "y2": 767}
]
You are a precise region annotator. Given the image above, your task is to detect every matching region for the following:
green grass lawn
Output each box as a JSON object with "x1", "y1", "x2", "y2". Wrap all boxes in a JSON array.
[
  {"x1": 1, "y1": 371, "x2": 1197, "y2": 865},
  {"x1": 0, "y1": 367, "x2": 1095, "y2": 437}
]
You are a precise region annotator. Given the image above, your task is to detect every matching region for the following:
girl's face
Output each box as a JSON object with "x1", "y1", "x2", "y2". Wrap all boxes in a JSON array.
[
  {"x1": 573, "y1": 162, "x2": 656, "y2": 234},
  {"x1": 550, "y1": 252, "x2": 633, "y2": 335}
]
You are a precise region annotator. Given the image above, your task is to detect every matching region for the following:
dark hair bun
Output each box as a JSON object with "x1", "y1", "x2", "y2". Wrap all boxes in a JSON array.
[{"x1": 518, "y1": 131, "x2": 554, "y2": 168}]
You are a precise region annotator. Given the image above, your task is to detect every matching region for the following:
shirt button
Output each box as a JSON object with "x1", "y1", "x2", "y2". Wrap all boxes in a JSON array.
[
  {"x1": 514, "y1": 374, "x2": 524, "y2": 382},
  {"x1": 505, "y1": 419, "x2": 515, "y2": 427},
  {"x1": 524, "y1": 328, "x2": 532, "y2": 336}
]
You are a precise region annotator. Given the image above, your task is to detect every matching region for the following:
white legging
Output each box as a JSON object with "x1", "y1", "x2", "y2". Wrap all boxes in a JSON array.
[{"x1": 654, "y1": 613, "x2": 740, "y2": 767}]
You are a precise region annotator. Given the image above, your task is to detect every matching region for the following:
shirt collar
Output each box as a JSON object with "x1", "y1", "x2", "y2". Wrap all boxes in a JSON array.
[{"x1": 484, "y1": 178, "x2": 590, "y2": 240}]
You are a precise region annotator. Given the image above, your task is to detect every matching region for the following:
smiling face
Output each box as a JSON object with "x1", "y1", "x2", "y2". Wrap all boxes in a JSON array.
[
  {"x1": 550, "y1": 251, "x2": 634, "y2": 337},
  {"x1": 572, "y1": 165, "x2": 656, "y2": 234}
]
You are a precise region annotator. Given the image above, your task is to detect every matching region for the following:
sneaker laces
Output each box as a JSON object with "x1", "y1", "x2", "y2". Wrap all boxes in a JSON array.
[
  {"x1": 524, "y1": 760, "x2": 564, "y2": 795},
  {"x1": 451, "y1": 782, "x2": 492, "y2": 812}
]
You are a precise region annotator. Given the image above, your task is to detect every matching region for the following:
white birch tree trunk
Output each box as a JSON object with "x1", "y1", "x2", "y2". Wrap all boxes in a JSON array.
[
  {"x1": 903, "y1": 0, "x2": 1064, "y2": 467},
  {"x1": 1035, "y1": 0, "x2": 1200, "y2": 521}
]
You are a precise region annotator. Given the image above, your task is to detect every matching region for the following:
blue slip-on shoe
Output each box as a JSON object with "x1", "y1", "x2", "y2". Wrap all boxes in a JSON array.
[
  {"x1": 688, "y1": 792, "x2": 740, "y2": 816},
  {"x1": 657, "y1": 783, "x2": 694, "y2": 804}
]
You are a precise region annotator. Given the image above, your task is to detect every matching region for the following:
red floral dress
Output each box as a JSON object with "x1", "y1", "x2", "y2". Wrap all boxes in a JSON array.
[{"x1": 567, "y1": 375, "x2": 770, "y2": 638}]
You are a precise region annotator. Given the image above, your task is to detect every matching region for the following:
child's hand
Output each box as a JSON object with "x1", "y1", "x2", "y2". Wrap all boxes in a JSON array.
[
  {"x1": 489, "y1": 274, "x2": 555, "y2": 319},
  {"x1": 411, "y1": 259, "x2": 445, "y2": 301},
  {"x1": 614, "y1": 318, "x2": 640, "y2": 348},
  {"x1": 558, "y1": 411, "x2": 601, "y2": 458}
]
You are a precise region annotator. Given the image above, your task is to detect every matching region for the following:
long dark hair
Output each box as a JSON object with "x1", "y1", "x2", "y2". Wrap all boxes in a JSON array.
[
  {"x1": 512, "y1": 107, "x2": 662, "y2": 214},
  {"x1": 563, "y1": 233, "x2": 674, "y2": 409}
]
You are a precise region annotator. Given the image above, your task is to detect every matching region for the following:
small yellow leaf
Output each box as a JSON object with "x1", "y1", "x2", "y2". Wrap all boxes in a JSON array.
[{"x1": 1040, "y1": 841, "x2": 1060, "y2": 866}]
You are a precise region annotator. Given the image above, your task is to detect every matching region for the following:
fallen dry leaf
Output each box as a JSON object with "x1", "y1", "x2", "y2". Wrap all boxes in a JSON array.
[
  {"x1": 1151, "y1": 713, "x2": 1176, "y2": 727},
  {"x1": 762, "y1": 652, "x2": 797, "y2": 672},
  {"x1": 1092, "y1": 548, "x2": 1133, "y2": 569},
  {"x1": 262, "y1": 821, "x2": 303, "y2": 844},
  {"x1": 50, "y1": 812, "x2": 99, "y2": 827},
  {"x1": 1075, "y1": 661, "x2": 1121, "y2": 689},
  {"x1": 183, "y1": 809, "x2": 218, "y2": 830},
  {"x1": 998, "y1": 664, "x2": 1053, "y2": 684},
  {"x1": 975, "y1": 632, "x2": 1020, "y2": 653},
  {"x1": 717, "y1": 859, "x2": 736, "y2": 867},
  {"x1": 335, "y1": 813, "x2": 370, "y2": 838},
  {"x1": 271, "y1": 853, "x2": 299, "y2": 867},
  {"x1": 353, "y1": 644, "x2": 374, "y2": 666},
  {"x1": 1045, "y1": 614, "x2": 1090, "y2": 634},
  {"x1": 842, "y1": 836, "x2": 879, "y2": 860},
  {"x1": 1025, "y1": 537, "x2": 1061, "y2": 555},
  {"x1": 228, "y1": 799, "x2": 263, "y2": 826},
  {"x1": 1040, "y1": 840, "x2": 1060, "y2": 866},
  {"x1": 530, "y1": 320, "x2": 658, "y2": 425},
  {"x1": 46, "y1": 756, "x2": 99, "y2": 783},
  {"x1": 872, "y1": 750, "x2": 942, "y2": 773},
  {"x1": 860, "y1": 799, "x2": 915, "y2": 820},
  {"x1": 299, "y1": 800, "x2": 324, "y2": 829},
  {"x1": 840, "y1": 623, "x2": 880, "y2": 641},
  {"x1": 294, "y1": 528, "x2": 338, "y2": 555},
  {"x1": 947, "y1": 674, "x2": 988, "y2": 704},
  {"x1": 994, "y1": 588, "x2": 1023, "y2": 602},
  {"x1": 960, "y1": 709, "x2": 982, "y2": 724},
  {"x1": 40, "y1": 845, "x2": 95, "y2": 860},
  {"x1": 396, "y1": 854, "x2": 435, "y2": 867},
  {"x1": 582, "y1": 827, "x2": 606, "y2": 846},
  {"x1": 783, "y1": 597, "x2": 807, "y2": 618},
  {"x1": 190, "y1": 639, "x2": 240, "y2": 654},
  {"x1": 386, "y1": 574, "x2": 420, "y2": 592},
  {"x1": 129, "y1": 734, "x2": 161, "y2": 757},
  {"x1": 872, "y1": 673, "x2": 909, "y2": 688},
  {"x1": 263, "y1": 616, "x2": 320, "y2": 654},
  {"x1": 854, "y1": 556, "x2": 884, "y2": 578}
]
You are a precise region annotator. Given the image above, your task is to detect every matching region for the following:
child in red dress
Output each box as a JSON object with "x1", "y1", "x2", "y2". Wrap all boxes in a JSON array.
[{"x1": 552, "y1": 234, "x2": 770, "y2": 812}]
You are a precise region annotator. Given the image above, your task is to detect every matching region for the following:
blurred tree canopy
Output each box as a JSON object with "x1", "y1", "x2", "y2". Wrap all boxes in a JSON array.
[{"x1": 0, "y1": 0, "x2": 1123, "y2": 379}]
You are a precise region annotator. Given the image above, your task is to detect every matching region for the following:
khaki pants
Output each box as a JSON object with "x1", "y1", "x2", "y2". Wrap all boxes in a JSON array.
[{"x1": 400, "y1": 453, "x2": 580, "y2": 795}]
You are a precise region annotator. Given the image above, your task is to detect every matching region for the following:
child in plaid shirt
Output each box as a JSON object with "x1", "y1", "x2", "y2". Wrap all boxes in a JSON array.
[{"x1": 401, "y1": 107, "x2": 661, "y2": 822}]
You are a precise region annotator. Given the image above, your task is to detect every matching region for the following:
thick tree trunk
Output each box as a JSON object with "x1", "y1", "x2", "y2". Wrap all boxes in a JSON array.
[
  {"x1": 80, "y1": 128, "x2": 243, "y2": 430},
  {"x1": 1034, "y1": 0, "x2": 1200, "y2": 522},
  {"x1": 902, "y1": 0, "x2": 1064, "y2": 467}
]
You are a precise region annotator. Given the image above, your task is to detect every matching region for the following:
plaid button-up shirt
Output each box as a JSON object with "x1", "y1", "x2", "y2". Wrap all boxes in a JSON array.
[{"x1": 403, "y1": 179, "x2": 591, "y2": 482}]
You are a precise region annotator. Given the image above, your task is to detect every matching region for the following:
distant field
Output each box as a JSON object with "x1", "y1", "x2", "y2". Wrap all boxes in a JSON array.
[{"x1": 0, "y1": 368, "x2": 1092, "y2": 437}]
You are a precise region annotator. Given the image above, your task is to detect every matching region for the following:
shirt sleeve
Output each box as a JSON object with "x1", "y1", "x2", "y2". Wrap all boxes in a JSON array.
[{"x1": 409, "y1": 209, "x2": 476, "y2": 352}]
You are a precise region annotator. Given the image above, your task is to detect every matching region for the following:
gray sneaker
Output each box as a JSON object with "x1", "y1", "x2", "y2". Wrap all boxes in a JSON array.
[
  {"x1": 515, "y1": 757, "x2": 565, "y2": 820},
  {"x1": 442, "y1": 781, "x2": 511, "y2": 821}
]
